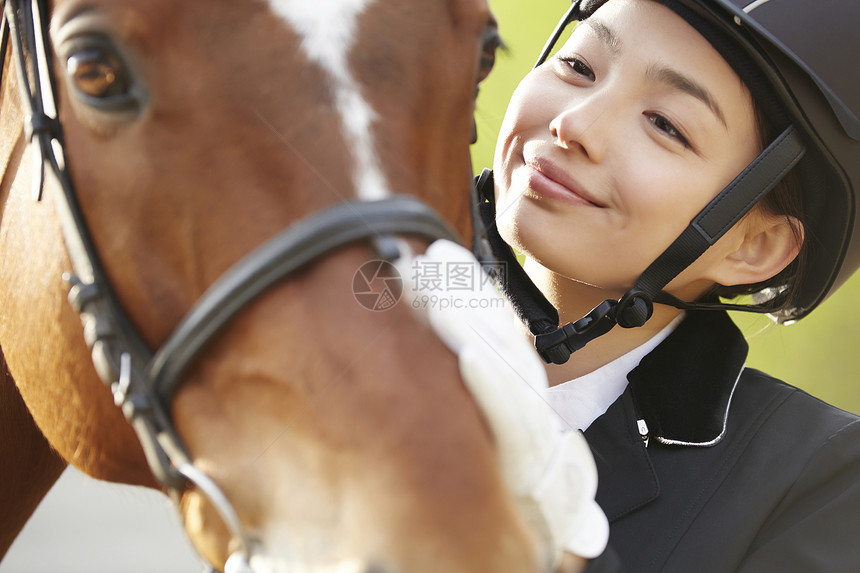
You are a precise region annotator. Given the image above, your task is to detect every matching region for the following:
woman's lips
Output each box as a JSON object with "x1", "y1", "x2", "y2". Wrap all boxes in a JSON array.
[{"x1": 524, "y1": 157, "x2": 604, "y2": 208}]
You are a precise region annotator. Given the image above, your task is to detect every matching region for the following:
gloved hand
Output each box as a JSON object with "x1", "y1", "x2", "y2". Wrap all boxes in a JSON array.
[{"x1": 404, "y1": 239, "x2": 609, "y2": 570}]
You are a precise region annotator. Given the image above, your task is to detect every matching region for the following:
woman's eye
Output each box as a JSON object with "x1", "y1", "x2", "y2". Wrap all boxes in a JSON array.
[
  {"x1": 647, "y1": 112, "x2": 691, "y2": 148},
  {"x1": 559, "y1": 56, "x2": 595, "y2": 81},
  {"x1": 66, "y1": 46, "x2": 131, "y2": 100}
]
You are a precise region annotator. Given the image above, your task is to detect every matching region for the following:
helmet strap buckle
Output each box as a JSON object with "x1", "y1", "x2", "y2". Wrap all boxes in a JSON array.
[
  {"x1": 616, "y1": 289, "x2": 654, "y2": 328},
  {"x1": 534, "y1": 299, "x2": 618, "y2": 364}
]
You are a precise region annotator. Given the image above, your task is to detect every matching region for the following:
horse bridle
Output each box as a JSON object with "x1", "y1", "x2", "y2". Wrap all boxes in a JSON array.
[{"x1": 3, "y1": 0, "x2": 480, "y2": 568}]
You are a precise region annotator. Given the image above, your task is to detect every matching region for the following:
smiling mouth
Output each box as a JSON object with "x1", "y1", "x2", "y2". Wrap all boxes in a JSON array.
[{"x1": 524, "y1": 158, "x2": 604, "y2": 208}]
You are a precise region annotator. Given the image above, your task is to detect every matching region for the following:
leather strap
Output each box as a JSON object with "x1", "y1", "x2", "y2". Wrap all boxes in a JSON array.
[
  {"x1": 627, "y1": 125, "x2": 805, "y2": 319},
  {"x1": 149, "y1": 196, "x2": 457, "y2": 404}
]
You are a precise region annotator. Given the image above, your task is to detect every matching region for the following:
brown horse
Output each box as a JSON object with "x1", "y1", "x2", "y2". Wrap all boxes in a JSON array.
[{"x1": 0, "y1": 0, "x2": 574, "y2": 571}]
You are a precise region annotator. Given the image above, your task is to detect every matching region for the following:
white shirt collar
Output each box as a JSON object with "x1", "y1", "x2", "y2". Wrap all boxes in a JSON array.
[{"x1": 546, "y1": 314, "x2": 684, "y2": 431}]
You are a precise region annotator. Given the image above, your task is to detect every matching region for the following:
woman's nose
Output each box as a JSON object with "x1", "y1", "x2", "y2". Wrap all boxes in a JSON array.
[{"x1": 549, "y1": 96, "x2": 615, "y2": 163}]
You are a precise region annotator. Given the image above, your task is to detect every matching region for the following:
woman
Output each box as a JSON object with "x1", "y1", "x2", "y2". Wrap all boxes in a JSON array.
[{"x1": 473, "y1": 0, "x2": 860, "y2": 570}]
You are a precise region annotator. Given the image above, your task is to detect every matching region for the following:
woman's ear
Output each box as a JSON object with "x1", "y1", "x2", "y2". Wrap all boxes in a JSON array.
[{"x1": 710, "y1": 212, "x2": 803, "y2": 287}]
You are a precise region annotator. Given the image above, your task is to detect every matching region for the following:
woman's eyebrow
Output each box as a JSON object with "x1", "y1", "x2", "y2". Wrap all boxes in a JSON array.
[
  {"x1": 646, "y1": 63, "x2": 728, "y2": 128},
  {"x1": 582, "y1": 19, "x2": 622, "y2": 58}
]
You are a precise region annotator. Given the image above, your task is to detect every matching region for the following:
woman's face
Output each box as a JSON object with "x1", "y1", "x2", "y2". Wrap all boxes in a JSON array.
[{"x1": 494, "y1": 0, "x2": 760, "y2": 298}]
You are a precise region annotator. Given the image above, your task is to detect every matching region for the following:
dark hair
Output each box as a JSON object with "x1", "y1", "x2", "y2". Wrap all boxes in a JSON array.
[{"x1": 705, "y1": 104, "x2": 808, "y2": 317}]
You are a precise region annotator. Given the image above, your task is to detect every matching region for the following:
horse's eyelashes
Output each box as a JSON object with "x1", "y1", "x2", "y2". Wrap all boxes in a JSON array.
[{"x1": 477, "y1": 24, "x2": 503, "y2": 85}]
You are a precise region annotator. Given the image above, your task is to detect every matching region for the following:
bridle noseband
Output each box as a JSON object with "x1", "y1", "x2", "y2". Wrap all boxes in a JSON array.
[{"x1": 2, "y1": 0, "x2": 466, "y2": 568}]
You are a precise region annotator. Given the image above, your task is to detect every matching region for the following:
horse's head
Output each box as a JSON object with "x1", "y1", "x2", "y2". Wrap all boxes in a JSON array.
[
  {"x1": 0, "y1": 0, "x2": 553, "y2": 571},
  {"x1": 49, "y1": 0, "x2": 499, "y2": 335}
]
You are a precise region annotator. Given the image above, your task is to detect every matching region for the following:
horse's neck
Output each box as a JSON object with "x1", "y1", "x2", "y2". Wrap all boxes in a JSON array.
[
  {"x1": 0, "y1": 353, "x2": 67, "y2": 558},
  {"x1": 0, "y1": 43, "x2": 28, "y2": 218},
  {"x1": 0, "y1": 34, "x2": 68, "y2": 562}
]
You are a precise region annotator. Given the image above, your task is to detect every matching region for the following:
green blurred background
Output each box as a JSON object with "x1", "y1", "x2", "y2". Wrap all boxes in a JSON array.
[{"x1": 471, "y1": 0, "x2": 860, "y2": 415}]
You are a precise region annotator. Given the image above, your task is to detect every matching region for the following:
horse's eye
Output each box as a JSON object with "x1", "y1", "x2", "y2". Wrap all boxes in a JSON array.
[
  {"x1": 477, "y1": 20, "x2": 502, "y2": 85},
  {"x1": 60, "y1": 36, "x2": 146, "y2": 120},
  {"x1": 67, "y1": 46, "x2": 130, "y2": 99},
  {"x1": 472, "y1": 18, "x2": 502, "y2": 144},
  {"x1": 54, "y1": 24, "x2": 147, "y2": 131}
]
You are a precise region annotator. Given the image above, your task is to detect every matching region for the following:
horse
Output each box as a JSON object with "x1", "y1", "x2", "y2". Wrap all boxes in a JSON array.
[{"x1": 0, "y1": 0, "x2": 562, "y2": 571}]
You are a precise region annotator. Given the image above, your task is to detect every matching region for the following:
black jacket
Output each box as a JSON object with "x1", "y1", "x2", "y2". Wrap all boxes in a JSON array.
[{"x1": 584, "y1": 310, "x2": 860, "y2": 572}]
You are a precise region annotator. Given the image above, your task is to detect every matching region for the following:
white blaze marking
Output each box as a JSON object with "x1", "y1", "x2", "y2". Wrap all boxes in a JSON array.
[{"x1": 266, "y1": 0, "x2": 391, "y2": 201}]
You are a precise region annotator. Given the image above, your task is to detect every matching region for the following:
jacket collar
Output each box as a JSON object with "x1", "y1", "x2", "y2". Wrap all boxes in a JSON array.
[
  {"x1": 584, "y1": 310, "x2": 749, "y2": 522},
  {"x1": 627, "y1": 310, "x2": 748, "y2": 446}
]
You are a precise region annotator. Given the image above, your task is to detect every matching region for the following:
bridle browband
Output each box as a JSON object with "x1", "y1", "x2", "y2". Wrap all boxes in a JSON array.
[{"x1": 3, "y1": 0, "x2": 464, "y2": 568}]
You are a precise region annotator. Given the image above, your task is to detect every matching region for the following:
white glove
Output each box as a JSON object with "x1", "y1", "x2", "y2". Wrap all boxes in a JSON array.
[{"x1": 405, "y1": 239, "x2": 609, "y2": 569}]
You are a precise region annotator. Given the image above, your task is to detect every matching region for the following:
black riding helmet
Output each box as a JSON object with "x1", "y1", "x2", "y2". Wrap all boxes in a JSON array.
[{"x1": 476, "y1": 0, "x2": 860, "y2": 364}]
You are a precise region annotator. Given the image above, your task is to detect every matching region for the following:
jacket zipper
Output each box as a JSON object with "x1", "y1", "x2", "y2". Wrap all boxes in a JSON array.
[
  {"x1": 637, "y1": 418, "x2": 650, "y2": 448},
  {"x1": 629, "y1": 392, "x2": 651, "y2": 447}
]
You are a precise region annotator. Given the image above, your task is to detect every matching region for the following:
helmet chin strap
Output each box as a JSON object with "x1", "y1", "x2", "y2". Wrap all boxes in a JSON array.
[{"x1": 476, "y1": 125, "x2": 805, "y2": 365}]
